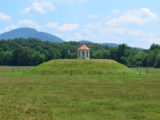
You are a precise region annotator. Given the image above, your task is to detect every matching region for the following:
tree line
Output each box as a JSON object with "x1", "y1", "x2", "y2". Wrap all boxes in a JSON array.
[{"x1": 0, "y1": 38, "x2": 160, "y2": 67}]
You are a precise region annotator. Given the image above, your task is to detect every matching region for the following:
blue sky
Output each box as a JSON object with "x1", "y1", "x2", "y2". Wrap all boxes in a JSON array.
[{"x1": 1, "y1": 0, "x2": 160, "y2": 48}]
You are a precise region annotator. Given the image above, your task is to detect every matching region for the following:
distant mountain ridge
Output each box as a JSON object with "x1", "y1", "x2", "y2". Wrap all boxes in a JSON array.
[
  {"x1": 79, "y1": 40, "x2": 94, "y2": 43},
  {"x1": 100, "y1": 43, "x2": 119, "y2": 47},
  {"x1": 0, "y1": 28, "x2": 143, "y2": 49},
  {"x1": 79, "y1": 40, "x2": 144, "y2": 49},
  {"x1": 79, "y1": 40, "x2": 119, "y2": 47},
  {"x1": 0, "y1": 27, "x2": 64, "y2": 43}
]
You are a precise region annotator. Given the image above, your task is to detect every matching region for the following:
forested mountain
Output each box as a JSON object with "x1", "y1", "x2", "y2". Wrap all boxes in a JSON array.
[
  {"x1": 79, "y1": 40, "x2": 119, "y2": 47},
  {"x1": 0, "y1": 38, "x2": 160, "y2": 67},
  {"x1": 0, "y1": 28, "x2": 64, "y2": 43},
  {"x1": 79, "y1": 40, "x2": 94, "y2": 43},
  {"x1": 100, "y1": 43, "x2": 119, "y2": 47},
  {"x1": 0, "y1": 27, "x2": 127, "y2": 48}
]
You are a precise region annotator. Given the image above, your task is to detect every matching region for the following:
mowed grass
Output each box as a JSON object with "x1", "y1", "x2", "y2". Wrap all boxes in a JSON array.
[
  {"x1": 30, "y1": 59, "x2": 130, "y2": 75},
  {"x1": 0, "y1": 64, "x2": 160, "y2": 119},
  {"x1": 0, "y1": 66, "x2": 32, "y2": 74}
]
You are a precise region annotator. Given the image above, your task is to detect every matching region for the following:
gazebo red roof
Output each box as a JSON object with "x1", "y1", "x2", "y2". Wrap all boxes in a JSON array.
[{"x1": 78, "y1": 44, "x2": 90, "y2": 50}]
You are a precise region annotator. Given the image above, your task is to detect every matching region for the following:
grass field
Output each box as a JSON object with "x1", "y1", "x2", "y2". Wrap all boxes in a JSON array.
[
  {"x1": 0, "y1": 61, "x2": 160, "y2": 120},
  {"x1": 30, "y1": 59, "x2": 130, "y2": 75},
  {"x1": 0, "y1": 66, "x2": 32, "y2": 74}
]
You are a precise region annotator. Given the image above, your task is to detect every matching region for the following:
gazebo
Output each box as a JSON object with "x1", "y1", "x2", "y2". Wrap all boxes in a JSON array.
[{"x1": 78, "y1": 44, "x2": 90, "y2": 59}]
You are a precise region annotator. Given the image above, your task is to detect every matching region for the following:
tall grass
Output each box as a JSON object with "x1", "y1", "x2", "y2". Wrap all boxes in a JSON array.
[{"x1": 0, "y1": 65, "x2": 159, "y2": 120}]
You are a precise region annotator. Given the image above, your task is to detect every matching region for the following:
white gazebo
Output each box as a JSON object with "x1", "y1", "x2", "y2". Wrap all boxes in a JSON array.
[{"x1": 78, "y1": 44, "x2": 90, "y2": 59}]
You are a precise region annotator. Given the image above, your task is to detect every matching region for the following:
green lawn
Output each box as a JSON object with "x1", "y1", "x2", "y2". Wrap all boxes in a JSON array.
[
  {"x1": 0, "y1": 66, "x2": 160, "y2": 120},
  {"x1": 30, "y1": 59, "x2": 130, "y2": 75},
  {"x1": 0, "y1": 66, "x2": 32, "y2": 74}
]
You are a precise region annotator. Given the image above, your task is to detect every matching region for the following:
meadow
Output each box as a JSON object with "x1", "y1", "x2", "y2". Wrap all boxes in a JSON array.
[{"x1": 0, "y1": 63, "x2": 160, "y2": 120}]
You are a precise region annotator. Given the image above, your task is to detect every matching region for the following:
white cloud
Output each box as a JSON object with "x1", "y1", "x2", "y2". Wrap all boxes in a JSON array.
[
  {"x1": 46, "y1": 22, "x2": 59, "y2": 28},
  {"x1": 0, "y1": 13, "x2": 11, "y2": 21},
  {"x1": 112, "y1": 9, "x2": 120, "y2": 14},
  {"x1": 22, "y1": 7, "x2": 31, "y2": 14},
  {"x1": 58, "y1": 24, "x2": 79, "y2": 32},
  {"x1": 100, "y1": 27, "x2": 152, "y2": 38},
  {"x1": 43, "y1": 8, "x2": 160, "y2": 48},
  {"x1": 107, "y1": 8, "x2": 158, "y2": 26},
  {"x1": 85, "y1": 23, "x2": 102, "y2": 29},
  {"x1": 19, "y1": 20, "x2": 41, "y2": 29},
  {"x1": 3, "y1": 25, "x2": 19, "y2": 32},
  {"x1": 22, "y1": 1, "x2": 54, "y2": 14},
  {"x1": 88, "y1": 14, "x2": 99, "y2": 19},
  {"x1": 77, "y1": 29, "x2": 95, "y2": 38},
  {"x1": 100, "y1": 27, "x2": 128, "y2": 35},
  {"x1": 82, "y1": 18, "x2": 160, "y2": 48},
  {"x1": 60, "y1": 0, "x2": 87, "y2": 3},
  {"x1": 97, "y1": 26, "x2": 160, "y2": 47},
  {"x1": 46, "y1": 22, "x2": 79, "y2": 32},
  {"x1": 3, "y1": 20, "x2": 41, "y2": 33}
]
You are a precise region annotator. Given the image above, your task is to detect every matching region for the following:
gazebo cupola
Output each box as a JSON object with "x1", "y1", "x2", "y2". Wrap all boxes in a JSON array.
[{"x1": 78, "y1": 44, "x2": 90, "y2": 59}]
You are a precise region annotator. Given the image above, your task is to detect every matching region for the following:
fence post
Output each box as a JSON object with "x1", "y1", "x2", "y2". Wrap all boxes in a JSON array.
[
  {"x1": 146, "y1": 69, "x2": 149, "y2": 74},
  {"x1": 139, "y1": 70, "x2": 141, "y2": 75},
  {"x1": 70, "y1": 71, "x2": 73, "y2": 76},
  {"x1": 12, "y1": 68, "x2": 14, "y2": 73},
  {"x1": 137, "y1": 67, "x2": 139, "y2": 72},
  {"x1": 42, "y1": 70, "x2": 45, "y2": 76},
  {"x1": 124, "y1": 70, "x2": 126, "y2": 76}
]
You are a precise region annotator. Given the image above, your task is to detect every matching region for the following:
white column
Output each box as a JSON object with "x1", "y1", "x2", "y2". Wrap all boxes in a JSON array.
[
  {"x1": 79, "y1": 50, "x2": 81, "y2": 59},
  {"x1": 78, "y1": 50, "x2": 90, "y2": 59},
  {"x1": 87, "y1": 50, "x2": 89, "y2": 59},
  {"x1": 81, "y1": 50, "x2": 83, "y2": 59},
  {"x1": 79, "y1": 51, "x2": 80, "y2": 58},
  {"x1": 85, "y1": 50, "x2": 87, "y2": 59}
]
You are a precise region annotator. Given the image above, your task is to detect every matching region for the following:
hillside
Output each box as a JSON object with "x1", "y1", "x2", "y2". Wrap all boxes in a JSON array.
[
  {"x1": 101, "y1": 43, "x2": 119, "y2": 47},
  {"x1": 0, "y1": 27, "x2": 64, "y2": 43},
  {"x1": 30, "y1": 59, "x2": 130, "y2": 74},
  {"x1": 79, "y1": 40, "x2": 119, "y2": 47}
]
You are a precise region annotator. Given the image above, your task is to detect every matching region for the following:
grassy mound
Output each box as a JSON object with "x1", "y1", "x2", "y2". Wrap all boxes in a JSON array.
[{"x1": 30, "y1": 59, "x2": 130, "y2": 74}]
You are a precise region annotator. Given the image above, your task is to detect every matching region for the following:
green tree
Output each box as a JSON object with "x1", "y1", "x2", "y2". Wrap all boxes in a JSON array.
[
  {"x1": 154, "y1": 53, "x2": 160, "y2": 68},
  {"x1": 12, "y1": 47, "x2": 33, "y2": 66}
]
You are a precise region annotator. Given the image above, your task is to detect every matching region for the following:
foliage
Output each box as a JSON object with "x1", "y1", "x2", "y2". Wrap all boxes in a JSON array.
[{"x1": 0, "y1": 38, "x2": 160, "y2": 68}]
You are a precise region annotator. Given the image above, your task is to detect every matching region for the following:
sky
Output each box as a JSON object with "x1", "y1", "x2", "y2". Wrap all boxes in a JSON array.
[{"x1": 1, "y1": 0, "x2": 160, "y2": 48}]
